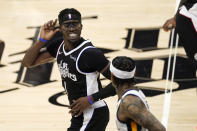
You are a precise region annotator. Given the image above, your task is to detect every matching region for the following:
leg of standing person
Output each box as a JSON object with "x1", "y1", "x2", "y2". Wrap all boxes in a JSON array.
[{"x1": 176, "y1": 13, "x2": 197, "y2": 61}]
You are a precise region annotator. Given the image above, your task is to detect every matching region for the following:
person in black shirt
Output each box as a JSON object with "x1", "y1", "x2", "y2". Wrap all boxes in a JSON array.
[
  {"x1": 22, "y1": 8, "x2": 115, "y2": 131},
  {"x1": 163, "y1": 0, "x2": 197, "y2": 62}
]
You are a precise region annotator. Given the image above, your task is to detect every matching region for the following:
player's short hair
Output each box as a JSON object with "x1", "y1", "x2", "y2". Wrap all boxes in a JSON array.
[
  {"x1": 58, "y1": 8, "x2": 81, "y2": 25},
  {"x1": 111, "y1": 56, "x2": 136, "y2": 87}
]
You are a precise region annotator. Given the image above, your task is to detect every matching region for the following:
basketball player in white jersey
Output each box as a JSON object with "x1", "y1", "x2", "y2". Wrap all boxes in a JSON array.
[{"x1": 110, "y1": 56, "x2": 166, "y2": 131}]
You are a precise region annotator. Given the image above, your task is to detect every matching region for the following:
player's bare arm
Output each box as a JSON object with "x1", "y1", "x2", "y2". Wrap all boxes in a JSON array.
[
  {"x1": 163, "y1": 0, "x2": 189, "y2": 32},
  {"x1": 100, "y1": 62, "x2": 110, "y2": 74},
  {"x1": 121, "y1": 95, "x2": 166, "y2": 131},
  {"x1": 162, "y1": 17, "x2": 176, "y2": 32},
  {"x1": 22, "y1": 19, "x2": 59, "y2": 68}
]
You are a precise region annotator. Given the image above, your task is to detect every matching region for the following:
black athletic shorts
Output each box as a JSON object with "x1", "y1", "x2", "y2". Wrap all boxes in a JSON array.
[{"x1": 67, "y1": 106, "x2": 109, "y2": 131}]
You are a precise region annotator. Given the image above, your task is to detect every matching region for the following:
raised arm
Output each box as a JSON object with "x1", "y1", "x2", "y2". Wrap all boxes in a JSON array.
[
  {"x1": 121, "y1": 95, "x2": 166, "y2": 131},
  {"x1": 22, "y1": 19, "x2": 59, "y2": 68}
]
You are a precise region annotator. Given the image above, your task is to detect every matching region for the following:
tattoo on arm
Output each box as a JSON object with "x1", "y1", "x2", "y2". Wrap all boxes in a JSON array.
[{"x1": 121, "y1": 95, "x2": 165, "y2": 131}]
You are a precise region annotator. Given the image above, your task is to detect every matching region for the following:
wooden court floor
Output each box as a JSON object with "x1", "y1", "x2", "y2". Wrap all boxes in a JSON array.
[{"x1": 0, "y1": 0, "x2": 197, "y2": 131}]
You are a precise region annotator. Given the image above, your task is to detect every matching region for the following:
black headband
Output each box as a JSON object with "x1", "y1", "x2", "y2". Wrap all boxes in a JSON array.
[{"x1": 59, "y1": 13, "x2": 81, "y2": 25}]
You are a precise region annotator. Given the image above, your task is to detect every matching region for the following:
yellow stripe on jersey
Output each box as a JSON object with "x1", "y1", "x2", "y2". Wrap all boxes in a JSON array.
[{"x1": 131, "y1": 121, "x2": 137, "y2": 131}]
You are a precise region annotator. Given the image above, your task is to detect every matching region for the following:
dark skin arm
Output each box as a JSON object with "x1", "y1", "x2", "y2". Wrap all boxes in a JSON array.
[
  {"x1": 22, "y1": 19, "x2": 59, "y2": 68},
  {"x1": 162, "y1": 0, "x2": 188, "y2": 32},
  {"x1": 119, "y1": 95, "x2": 166, "y2": 131}
]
